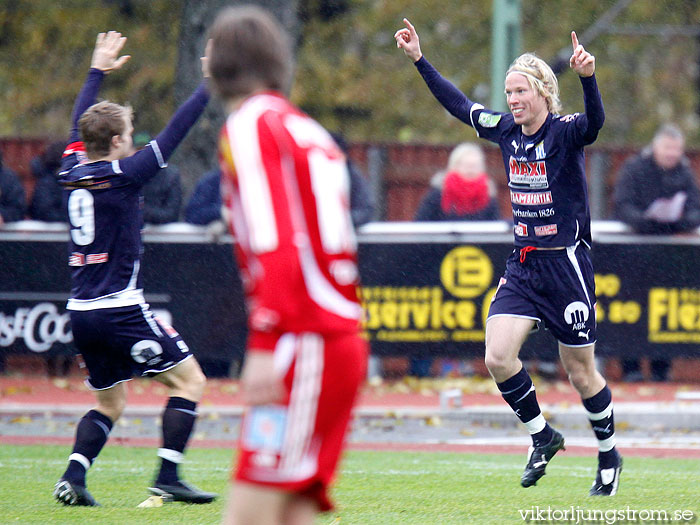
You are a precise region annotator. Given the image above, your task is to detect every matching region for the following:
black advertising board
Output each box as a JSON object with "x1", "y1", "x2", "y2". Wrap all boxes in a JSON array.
[{"x1": 1, "y1": 223, "x2": 699, "y2": 367}]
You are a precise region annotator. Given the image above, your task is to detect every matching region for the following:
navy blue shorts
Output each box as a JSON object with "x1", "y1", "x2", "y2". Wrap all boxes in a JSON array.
[
  {"x1": 70, "y1": 304, "x2": 192, "y2": 390},
  {"x1": 487, "y1": 244, "x2": 596, "y2": 347}
]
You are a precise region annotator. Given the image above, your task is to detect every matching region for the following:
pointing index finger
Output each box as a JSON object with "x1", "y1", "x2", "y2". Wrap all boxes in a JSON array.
[
  {"x1": 403, "y1": 18, "x2": 416, "y2": 34},
  {"x1": 571, "y1": 31, "x2": 579, "y2": 51}
]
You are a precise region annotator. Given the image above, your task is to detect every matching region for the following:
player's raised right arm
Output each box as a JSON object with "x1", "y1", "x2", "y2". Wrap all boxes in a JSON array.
[{"x1": 68, "y1": 32, "x2": 130, "y2": 142}]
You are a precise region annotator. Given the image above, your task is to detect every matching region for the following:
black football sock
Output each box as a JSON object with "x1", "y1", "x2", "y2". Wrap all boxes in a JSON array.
[
  {"x1": 582, "y1": 385, "x2": 618, "y2": 469},
  {"x1": 62, "y1": 409, "x2": 113, "y2": 487},
  {"x1": 156, "y1": 397, "x2": 198, "y2": 485},
  {"x1": 497, "y1": 367, "x2": 553, "y2": 447}
]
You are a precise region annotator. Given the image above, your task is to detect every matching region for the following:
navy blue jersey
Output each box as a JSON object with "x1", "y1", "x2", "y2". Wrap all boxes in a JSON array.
[
  {"x1": 58, "y1": 69, "x2": 209, "y2": 310},
  {"x1": 415, "y1": 57, "x2": 604, "y2": 249}
]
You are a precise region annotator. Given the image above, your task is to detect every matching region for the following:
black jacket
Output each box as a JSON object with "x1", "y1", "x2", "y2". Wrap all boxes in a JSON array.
[
  {"x1": 142, "y1": 166, "x2": 182, "y2": 224},
  {"x1": 612, "y1": 153, "x2": 700, "y2": 234},
  {"x1": 0, "y1": 165, "x2": 26, "y2": 222},
  {"x1": 348, "y1": 161, "x2": 375, "y2": 227},
  {"x1": 29, "y1": 175, "x2": 64, "y2": 222},
  {"x1": 185, "y1": 169, "x2": 221, "y2": 225}
]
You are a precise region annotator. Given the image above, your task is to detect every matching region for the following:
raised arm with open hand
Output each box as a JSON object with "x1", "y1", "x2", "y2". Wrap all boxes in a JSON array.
[
  {"x1": 569, "y1": 31, "x2": 595, "y2": 77},
  {"x1": 90, "y1": 31, "x2": 130, "y2": 73},
  {"x1": 394, "y1": 18, "x2": 423, "y2": 62}
]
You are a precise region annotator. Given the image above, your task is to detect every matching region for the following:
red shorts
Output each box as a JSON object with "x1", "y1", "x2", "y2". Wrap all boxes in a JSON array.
[{"x1": 234, "y1": 331, "x2": 368, "y2": 511}]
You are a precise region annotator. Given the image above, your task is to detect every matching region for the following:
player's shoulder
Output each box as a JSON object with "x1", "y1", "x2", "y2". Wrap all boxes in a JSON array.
[
  {"x1": 473, "y1": 107, "x2": 514, "y2": 129},
  {"x1": 57, "y1": 161, "x2": 119, "y2": 186}
]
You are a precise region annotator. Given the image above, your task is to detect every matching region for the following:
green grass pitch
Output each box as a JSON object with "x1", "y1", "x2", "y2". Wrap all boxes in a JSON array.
[{"x1": 2, "y1": 445, "x2": 699, "y2": 524}]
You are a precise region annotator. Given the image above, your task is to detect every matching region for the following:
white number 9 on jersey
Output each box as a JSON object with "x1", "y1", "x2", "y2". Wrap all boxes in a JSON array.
[{"x1": 68, "y1": 188, "x2": 95, "y2": 246}]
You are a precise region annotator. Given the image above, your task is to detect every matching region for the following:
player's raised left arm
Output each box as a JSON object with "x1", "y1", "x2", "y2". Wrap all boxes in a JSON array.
[
  {"x1": 569, "y1": 31, "x2": 604, "y2": 143},
  {"x1": 120, "y1": 43, "x2": 209, "y2": 183},
  {"x1": 569, "y1": 31, "x2": 594, "y2": 77}
]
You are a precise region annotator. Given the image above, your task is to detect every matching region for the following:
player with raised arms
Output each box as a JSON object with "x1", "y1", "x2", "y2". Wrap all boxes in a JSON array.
[
  {"x1": 208, "y1": 5, "x2": 368, "y2": 524},
  {"x1": 53, "y1": 31, "x2": 216, "y2": 506},
  {"x1": 395, "y1": 19, "x2": 622, "y2": 495}
]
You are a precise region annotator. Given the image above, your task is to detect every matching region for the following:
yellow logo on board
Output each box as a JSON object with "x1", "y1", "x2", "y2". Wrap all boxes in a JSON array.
[{"x1": 439, "y1": 246, "x2": 493, "y2": 299}]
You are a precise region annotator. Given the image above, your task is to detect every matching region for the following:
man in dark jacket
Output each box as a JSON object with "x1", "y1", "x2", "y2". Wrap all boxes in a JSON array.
[
  {"x1": 611, "y1": 123, "x2": 700, "y2": 382},
  {"x1": 0, "y1": 150, "x2": 27, "y2": 224},
  {"x1": 185, "y1": 169, "x2": 222, "y2": 225},
  {"x1": 613, "y1": 124, "x2": 700, "y2": 235},
  {"x1": 29, "y1": 141, "x2": 68, "y2": 222}
]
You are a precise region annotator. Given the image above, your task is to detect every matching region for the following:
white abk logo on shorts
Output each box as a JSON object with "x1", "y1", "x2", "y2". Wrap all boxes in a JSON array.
[
  {"x1": 131, "y1": 340, "x2": 164, "y2": 365},
  {"x1": 564, "y1": 301, "x2": 589, "y2": 331}
]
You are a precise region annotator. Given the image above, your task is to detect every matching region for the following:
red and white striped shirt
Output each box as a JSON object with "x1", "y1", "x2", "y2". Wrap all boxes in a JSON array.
[{"x1": 219, "y1": 92, "x2": 363, "y2": 350}]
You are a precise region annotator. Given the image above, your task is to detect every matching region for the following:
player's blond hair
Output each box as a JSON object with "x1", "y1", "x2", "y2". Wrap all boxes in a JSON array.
[{"x1": 506, "y1": 53, "x2": 561, "y2": 114}]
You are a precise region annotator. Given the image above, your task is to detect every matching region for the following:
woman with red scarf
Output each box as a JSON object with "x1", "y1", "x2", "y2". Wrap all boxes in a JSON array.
[{"x1": 414, "y1": 143, "x2": 501, "y2": 221}]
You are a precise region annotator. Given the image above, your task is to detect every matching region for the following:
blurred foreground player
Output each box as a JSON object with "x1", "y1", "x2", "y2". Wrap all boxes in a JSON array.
[
  {"x1": 208, "y1": 6, "x2": 367, "y2": 524},
  {"x1": 53, "y1": 31, "x2": 215, "y2": 506},
  {"x1": 396, "y1": 20, "x2": 621, "y2": 495}
]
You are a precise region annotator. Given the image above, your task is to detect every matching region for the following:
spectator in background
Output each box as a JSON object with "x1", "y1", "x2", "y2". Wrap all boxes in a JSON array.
[
  {"x1": 410, "y1": 142, "x2": 500, "y2": 378},
  {"x1": 613, "y1": 124, "x2": 700, "y2": 235},
  {"x1": 29, "y1": 140, "x2": 68, "y2": 222},
  {"x1": 184, "y1": 168, "x2": 222, "y2": 225},
  {"x1": 134, "y1": 132, "x2": 183, "y2": 224},
  {"x1": 331, "y1": 133, "x2": 376, "y2": 227},
  {"x1": 415, "y1": 142, "x2": 500, "y2": 222},
  {"x1": 611, "y1": 123, "x2": 700, "y2": 382},
  {"x1": 0, "y1": 150, "x2": 27, "y2": 224}
]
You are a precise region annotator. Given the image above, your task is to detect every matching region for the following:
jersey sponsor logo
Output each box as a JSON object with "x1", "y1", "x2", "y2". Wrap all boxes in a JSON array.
[
  {"x1": 513, "y1": 209, "x2": 538, "y2": 219},
  {"x1": 510, "y1": 191, "x2": 553, "y2": 206},
  {"x1": 508, "y1": 157, "x2": 548, "y2": 189},
  {"x1": 69, "y1": 252, "x2": 109, "y2": 266},
  {"x1": 514, "y1": 222, "x2": 528, "y2": 237},
  {"x1": 534, "y1": 224, "x2": 558, "y2": 236},
  {"x1": 478, "y1": 112, "x2": 501, "y2": 128},
  {"x1": 564, "y1": 301, "x2": 590, "y2": 331},
  {"x1": 69, "y1": 253, "x2": 85, "y2": 267},
  {"x1": 86, "y1": 253, "x2": 108, "y2": 264}
]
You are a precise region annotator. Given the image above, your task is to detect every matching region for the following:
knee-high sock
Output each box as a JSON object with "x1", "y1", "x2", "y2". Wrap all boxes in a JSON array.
[
  {"x1": 62, "y1": 409, "x2": 113, "y2": 486},
  {"x1": 497, "y1": 367, "x2": 553, "y2": 447},
  {"x1": 582, "y1": 385, "x2": 618, "y2": 468},
  {"x1": 156, "y1": 396, "x2": 198, "y2": 484}
]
